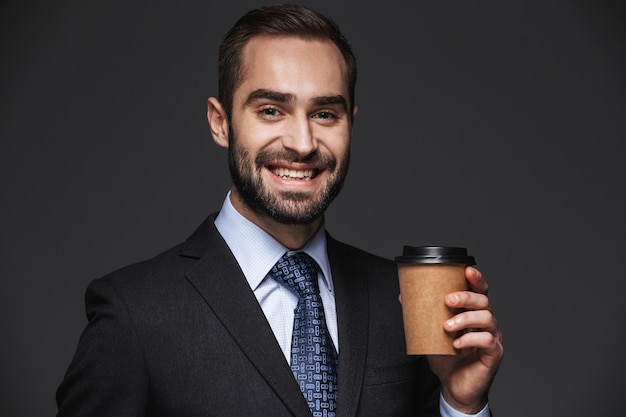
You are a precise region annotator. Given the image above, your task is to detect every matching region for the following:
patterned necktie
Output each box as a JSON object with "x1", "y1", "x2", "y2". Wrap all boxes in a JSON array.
[{"x1": 270, "y1": 252, "x2": 338, "y2": 417}]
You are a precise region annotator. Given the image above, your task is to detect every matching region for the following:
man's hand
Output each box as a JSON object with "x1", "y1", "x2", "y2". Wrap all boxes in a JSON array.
[{"x1": 427, "y1": 266, "x2": 504, "y2": 414}]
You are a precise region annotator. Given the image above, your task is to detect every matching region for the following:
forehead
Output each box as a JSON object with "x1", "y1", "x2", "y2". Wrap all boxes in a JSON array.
[{"x1": 236, "y1": 35, "x2": 349, "y2": 101}]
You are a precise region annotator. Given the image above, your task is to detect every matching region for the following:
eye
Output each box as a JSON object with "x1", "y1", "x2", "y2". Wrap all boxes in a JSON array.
[
  {"x1": 313, "y1": 111, "x2": 337, "y2": 121},
  {"x1": 258, "y1": 107, "x2": 281, "y2": 119}
]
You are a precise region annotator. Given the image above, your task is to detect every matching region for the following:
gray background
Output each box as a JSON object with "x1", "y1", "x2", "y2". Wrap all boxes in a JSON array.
[{"x1": 1, "y1": 1, "x2": 624, "y2": 416}]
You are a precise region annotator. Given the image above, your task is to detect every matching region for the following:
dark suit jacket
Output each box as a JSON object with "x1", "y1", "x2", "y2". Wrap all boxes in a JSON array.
[{"x1": 56, "y1": 213, "x2": 441, "y2": 416}]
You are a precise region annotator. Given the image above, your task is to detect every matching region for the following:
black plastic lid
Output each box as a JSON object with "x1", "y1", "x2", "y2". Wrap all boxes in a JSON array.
[{"x1": 394, "y1": 246, "x2": 476, "y2": 265}]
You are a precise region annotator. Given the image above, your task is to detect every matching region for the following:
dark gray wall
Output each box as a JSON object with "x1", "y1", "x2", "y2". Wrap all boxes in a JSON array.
[{"x1": 2, "y1": 1, "x2": 624, "y2": 415}]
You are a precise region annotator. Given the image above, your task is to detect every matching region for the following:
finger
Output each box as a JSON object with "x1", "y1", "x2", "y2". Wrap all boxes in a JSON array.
[
  {"x1": 445, "y1": 291, "x2": 490, "y2": 311},
  {"x1": 465, "y1": 266, "x2": 488, "y2": 295},
  {"x1": 452, "y1": 330, "x2": 504, "y2": 363},
  {"x1": 445, "y1": 309, "x2": 498, "y2": 334}
]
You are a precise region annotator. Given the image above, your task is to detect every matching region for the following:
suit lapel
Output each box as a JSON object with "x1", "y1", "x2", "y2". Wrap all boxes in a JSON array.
[
  {"x1": 181, "y1": 215, "x2": 311, "y2": 417},
  {"x1": 328, "y1": 236, "x2": 370, "y2": 417}
]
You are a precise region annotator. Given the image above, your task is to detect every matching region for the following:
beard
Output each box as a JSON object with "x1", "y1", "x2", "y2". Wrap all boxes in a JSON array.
[{"x1": 228, "y1": 131, "x2": 350, "y2": 225}]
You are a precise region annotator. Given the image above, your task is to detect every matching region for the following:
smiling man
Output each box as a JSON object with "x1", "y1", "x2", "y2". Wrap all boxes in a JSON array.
[
  {"x1": 208, "y1": 34, "x2": 354, "y2": 247},
  {"x1": 56, "y1": 4, "x2": 503, "y2": 417}
]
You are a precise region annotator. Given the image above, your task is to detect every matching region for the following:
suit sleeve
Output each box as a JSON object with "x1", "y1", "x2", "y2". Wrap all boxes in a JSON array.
[{"x1": 56, "y1": 278, "x2": 149, "y2": 416}]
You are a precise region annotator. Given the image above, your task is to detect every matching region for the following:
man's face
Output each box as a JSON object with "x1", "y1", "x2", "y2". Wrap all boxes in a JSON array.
[{"x1": 227, "y1": 35, "x2": 354, "y2": 225}]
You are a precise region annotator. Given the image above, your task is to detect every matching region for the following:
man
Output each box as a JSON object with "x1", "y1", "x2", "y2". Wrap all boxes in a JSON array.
[{"x1": 56, "y1": 4, "x2": 503, "y2": 416}]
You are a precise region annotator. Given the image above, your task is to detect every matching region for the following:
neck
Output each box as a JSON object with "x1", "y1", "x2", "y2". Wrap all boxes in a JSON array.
[{"x1": 229, "y1": 190, "x2": 323, "y2": 250}]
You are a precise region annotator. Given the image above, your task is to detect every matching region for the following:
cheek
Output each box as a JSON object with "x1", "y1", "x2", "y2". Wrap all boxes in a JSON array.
[
  {"x1": 324, "y1": 131, "x2": 351, "y2": 158},
  {"x1": 236, "y1": 120, "x2": 281, "y2": 151}
]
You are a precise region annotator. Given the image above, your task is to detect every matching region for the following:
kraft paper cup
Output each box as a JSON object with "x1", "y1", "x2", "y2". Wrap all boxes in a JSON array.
[{"x1": 395, "y1": 246, "x2": 476, "y2": 355}]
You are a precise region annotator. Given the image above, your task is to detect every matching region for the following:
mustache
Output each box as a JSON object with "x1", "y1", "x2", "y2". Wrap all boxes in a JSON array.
[{"x1": 254, "y1": 149, "x2": 337, "y2": 170}]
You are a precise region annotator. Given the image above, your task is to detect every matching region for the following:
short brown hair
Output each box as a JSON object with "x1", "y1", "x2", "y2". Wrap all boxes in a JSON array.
[{"x1": 217, "y1": 4, "x2": 357, "y2": 119}]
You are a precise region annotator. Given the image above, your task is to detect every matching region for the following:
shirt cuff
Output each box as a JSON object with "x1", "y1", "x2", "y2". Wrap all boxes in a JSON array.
[{"x1": 439, "y1": 393, "x2": 490, "y2": 417}]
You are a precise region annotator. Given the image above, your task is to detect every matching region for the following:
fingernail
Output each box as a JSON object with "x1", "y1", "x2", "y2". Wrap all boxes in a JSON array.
[
  {"x1": 446, "y1": 319, "x2": 455, "y2": 329},
  {"x1": 447, "y1": 294, "x2": 458, "y2": 304}
]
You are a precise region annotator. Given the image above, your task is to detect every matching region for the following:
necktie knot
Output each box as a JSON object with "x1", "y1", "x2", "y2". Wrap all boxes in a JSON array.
[{"x1": 270, "y1": 252, "x2": 320, "y2": 299}]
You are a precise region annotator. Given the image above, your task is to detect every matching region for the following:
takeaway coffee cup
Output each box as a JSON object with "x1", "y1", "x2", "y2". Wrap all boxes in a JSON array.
[{"x1": 395, "y1": 246, "x2": 476, "y2": 355}]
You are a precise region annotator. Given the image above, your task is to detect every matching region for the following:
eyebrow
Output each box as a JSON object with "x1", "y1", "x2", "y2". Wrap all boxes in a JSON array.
[
  {"x1": 244, "y1": 89, "x2": 348, "y2": 111},
  {"x1": 312, "y1": 95, "x2": 348, "y2": 110},
  {"x1": 244, "y1": 89, "x2": 293, "y2": 107}
]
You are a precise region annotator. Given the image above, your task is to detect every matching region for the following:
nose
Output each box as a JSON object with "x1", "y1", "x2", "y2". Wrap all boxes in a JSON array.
[{"x1": 281, "y1": 114, "x2": 318, "y2": 157}]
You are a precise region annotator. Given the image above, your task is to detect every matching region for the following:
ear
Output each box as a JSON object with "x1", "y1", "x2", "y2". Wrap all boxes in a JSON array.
[
  {"x1": 350, "y1": 104, "x2": 359, "y2": 129},
  {"x1": 207, "y1": 97, "x2": 229, "y2": 148}
]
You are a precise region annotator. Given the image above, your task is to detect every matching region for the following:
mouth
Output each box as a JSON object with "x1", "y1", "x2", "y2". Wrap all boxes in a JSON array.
[{"x1": 268, "y1": 166, "x2": 318, "y2": 181}]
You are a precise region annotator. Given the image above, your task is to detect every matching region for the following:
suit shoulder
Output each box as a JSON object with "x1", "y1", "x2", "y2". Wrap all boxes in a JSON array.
[
  {"x1": 326, "y1": 234, "x2": 395, "y2": 269},
  {"x1": 94, "y1": 213, "x2": 222, "y2": 290},
  {"x1": 108, "y1": 241, "x2": 185, "y2": 275}
]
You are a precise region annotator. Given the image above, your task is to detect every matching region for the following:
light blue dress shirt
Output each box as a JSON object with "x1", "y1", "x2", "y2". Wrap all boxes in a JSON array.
[
  {"x1": 214, "y1": 193, "x2": 338, "y2": 361},
  {"x1": 213, "y1": 193, "x2": 489, "y2": 417}
]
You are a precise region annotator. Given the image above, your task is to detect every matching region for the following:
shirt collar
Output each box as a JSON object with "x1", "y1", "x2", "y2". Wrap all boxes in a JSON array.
[{"x1": 214, "y1": 192, "x2": 333, "y2": 292}]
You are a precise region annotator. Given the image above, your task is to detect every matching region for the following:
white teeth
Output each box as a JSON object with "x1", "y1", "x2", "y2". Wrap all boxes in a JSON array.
[{"x1": 272, "y1": 167, "x2": 314, "y2": 180}]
